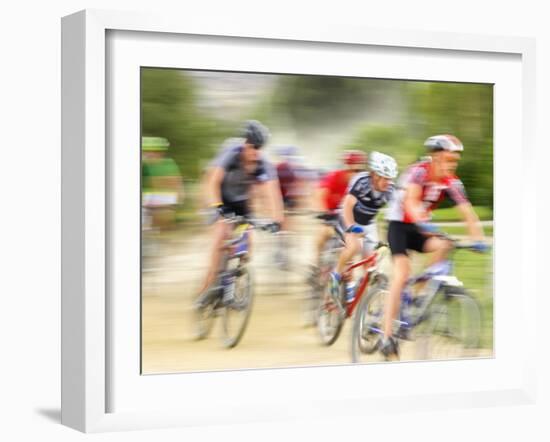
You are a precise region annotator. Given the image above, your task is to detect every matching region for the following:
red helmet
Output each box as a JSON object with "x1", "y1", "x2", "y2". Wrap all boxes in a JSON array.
[{"x1": 342, "y1": 150, "x2": 367, "y2": 166}]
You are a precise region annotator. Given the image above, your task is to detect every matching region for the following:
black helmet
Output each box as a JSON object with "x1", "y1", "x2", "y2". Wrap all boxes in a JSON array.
[{"x1": 241, "y1": 120, "x2": 270, "y2": 148}]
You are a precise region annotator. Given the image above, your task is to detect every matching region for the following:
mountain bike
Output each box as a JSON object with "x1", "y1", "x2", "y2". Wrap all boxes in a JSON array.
[
  {"x1": 303, "y1": 213, "x2": 345, "y2": 327},
  {"x1": 317, "y1": 236, "x2": 389, "y2": 346},
  {"x1": 351, "y1": 234, "x2": 485, "y2": 362},
  {"x1": 193, "y1": 215, "x2": 276, "y2": 348}
]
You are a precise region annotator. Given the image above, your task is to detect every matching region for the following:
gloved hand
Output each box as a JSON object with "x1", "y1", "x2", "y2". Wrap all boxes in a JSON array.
[
  {"x1": 346, "y1": 224, "x2": 365, "y2": 234},
  {"x1": 417, "y1": 222, "x2": 439, "y2": 235},
  {"x1": 471, "y1": 241, "x2": 489, "y2": 253},
  {"x1": 206, "y1": 202, "x2": 227, "y2": 225}
]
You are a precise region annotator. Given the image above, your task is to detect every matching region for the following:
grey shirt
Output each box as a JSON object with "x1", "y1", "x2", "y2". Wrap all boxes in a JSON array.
[{"x1": 211, "y1": 143, "x2": 277, "y2": 204}]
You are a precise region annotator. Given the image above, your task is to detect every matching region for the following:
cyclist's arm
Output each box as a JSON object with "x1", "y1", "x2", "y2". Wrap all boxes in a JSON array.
[
  {"x1": 207, "y1": 166, "x2": 225, "y2": 206},
  {"x1": 403, "y1": 183, "x2": 428, "y2": 223},
  {"x1": 342, "y1": 194, "x2": 357, "y2": 230},
  {"x1": 455, "y1": 202, "x2": 484, "y2": 241}
]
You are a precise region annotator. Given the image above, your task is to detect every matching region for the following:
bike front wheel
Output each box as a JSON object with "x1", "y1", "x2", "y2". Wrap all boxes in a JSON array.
[
  {"x1": 350, "y1": 275, "x2": 388, "y2": 363},
  {"x1": 317, "y1": 279, "x2": 346, "y2": 346},
  {"x1": 414, "y1": 286, "x2": 482, "y2": 360},
  {"x1": 221, "y1": 266, "x2": 254, "y2": 348},
  {"x1": 192, "y1": 288, "x2": 219, "y2": 340}
]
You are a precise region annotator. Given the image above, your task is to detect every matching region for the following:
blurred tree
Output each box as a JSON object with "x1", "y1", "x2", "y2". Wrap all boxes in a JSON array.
[
  {"x1": 343, "y1": 124, "x2": 421, "y2": 169},
  {"x1": 141, "y1": 68, "x2": 230, "y2": 180},
  {"x1": 406, "y1": 82, "x2": 494, "y2": 207},
  {"x1": 344, "y1": 82, "x2": 493, "y2": 208}
]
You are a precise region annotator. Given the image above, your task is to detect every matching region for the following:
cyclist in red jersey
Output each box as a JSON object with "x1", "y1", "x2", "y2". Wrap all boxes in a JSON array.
[
  {"x1": 313, "y1": 150, "x2": 367, "y2": 267},
  {"x1": 379, "y1": 134, "x2": 488, "y2": 360}
]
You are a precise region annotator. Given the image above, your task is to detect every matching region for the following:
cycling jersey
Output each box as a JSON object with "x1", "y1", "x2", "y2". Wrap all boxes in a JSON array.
[
  {"x1": 211, "y1": 143, "x2": 277, "y2": 205},
  {"x1": 319, "y1": 169, "x2": 350, "y2": 211},
  {"x1": 336, "y1": 217, "x2": 380, "y2": 254},
  {"x1": 276, "y1": 160, "x2": 299, "y2": 208},
  {"x1": 347, "y1": 172, "x2": 394, "y2": 225},
  {"x1": 386, "y1": 160, "x2": 468, "y2": 223}
]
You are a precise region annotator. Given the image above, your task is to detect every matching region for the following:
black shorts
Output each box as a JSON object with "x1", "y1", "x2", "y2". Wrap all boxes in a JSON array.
[
  {"x1": 387, "y1": 221, "x2": 428, "y2": 256},
  {"x1": 222, "y1": 200, "x2": 250, "y2": 217}
]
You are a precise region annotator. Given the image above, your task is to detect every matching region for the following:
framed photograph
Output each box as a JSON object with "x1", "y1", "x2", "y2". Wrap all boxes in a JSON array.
[{"x1": 61, "y1": 9, "x2": 537, "y2": 433}]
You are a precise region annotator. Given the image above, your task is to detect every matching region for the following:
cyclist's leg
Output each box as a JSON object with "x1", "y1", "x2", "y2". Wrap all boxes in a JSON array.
[
  {"x1": 240, "y1": 201, "x2": 255, "y2": 260},
  {"x1": 422, "y1": 235, "x2": 453, "y2": 264},
  {"x1": 335, "y1": 231, "x2": 361, "y2": 275},
  {"x1": 383, "y1": 222, "x2": 415, "y2": 338},
  {"x1": 384, "y1": 255, "x2": 410, "y2": 336},
  {"x1": 315, "y1": 224, "x2": 333, "y2": 267},
  {"x1": 196, "y1": 219, "x2": 230, "y2": 296}
]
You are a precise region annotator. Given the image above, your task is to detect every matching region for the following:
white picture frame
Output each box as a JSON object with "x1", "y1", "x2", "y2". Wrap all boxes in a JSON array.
[{"x1": 61, "y1": 9, "x2": 538, "y2": 433}]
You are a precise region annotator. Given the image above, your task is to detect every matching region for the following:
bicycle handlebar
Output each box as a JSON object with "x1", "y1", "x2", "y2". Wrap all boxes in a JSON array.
[
  {"x1": 434, "y1": 232, "x2": 491, "y2": 252},
  {"x1": 315, "y1": 212, "x2": 340, "y2": 223},
  {"x1": 222, "y1": 214, "x2": 277, "y2": 232}
]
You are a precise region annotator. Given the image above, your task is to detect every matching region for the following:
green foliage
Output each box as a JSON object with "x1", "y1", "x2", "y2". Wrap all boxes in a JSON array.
[
  {"x1": 343, "y1": 124, "x2": 422, "y2": 169},
  {"x1": 342, "y1": 82, "x2": 493, "y2": 207},
  {"x1": 431, "y1": 205, "x2": 493, "y2": 222},
  {"x1": 141, "y1": 68, "x2": 230, "y2": 179},
  {"x1": 438, "y1": 225, "x2": 494, "y2": 237},
  {"x1": 406, "y1": 82, "x2": 494, "y2": 207}
]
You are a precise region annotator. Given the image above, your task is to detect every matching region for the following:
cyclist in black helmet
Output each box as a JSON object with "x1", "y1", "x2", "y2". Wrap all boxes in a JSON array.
[{"x1": 195, "y1": 120, "x2": 284, "y2": 305}]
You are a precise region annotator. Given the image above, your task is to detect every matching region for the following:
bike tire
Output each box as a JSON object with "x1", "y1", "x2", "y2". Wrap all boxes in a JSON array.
[
  {"x1": 414, "y1": 286, "x2": 482, "y2": 360},
  {"x1": 221, "y1": 267, "x2": 254, "y2": 348},
  {"x1": 317, "y1": 280, "x2": 346, "y2": 346},
  {"x1": 192, "y1": 299, "x2": 217, "y2": 340},
  {"x1": 304, "y1": 278, "x2": 322, "y2": 327},
  {"x1": 304, "y1": 237, "x2": 341, "y2": 328},
  {"x1": 350, "y1": 274, "x2": 389, "y2": 363}
]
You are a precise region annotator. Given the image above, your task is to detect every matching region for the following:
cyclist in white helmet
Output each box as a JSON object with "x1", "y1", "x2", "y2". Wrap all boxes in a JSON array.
[
  {"x1": 329, "y1": 151, "x2": 398, "y2": 303},
  {"x1": 379, "y1": 134, "x2": 488, "y2": 360}
]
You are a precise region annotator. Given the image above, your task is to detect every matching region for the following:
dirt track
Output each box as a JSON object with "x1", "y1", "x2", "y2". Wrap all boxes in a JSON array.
[{"x1": 142, "y1": 217, "x2": 491, "y2": 374}]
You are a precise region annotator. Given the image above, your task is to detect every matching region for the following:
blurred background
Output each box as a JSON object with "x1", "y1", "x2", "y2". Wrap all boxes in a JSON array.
[{"x1": 140, "y1": 68, "x2": 493, "y2": 373}]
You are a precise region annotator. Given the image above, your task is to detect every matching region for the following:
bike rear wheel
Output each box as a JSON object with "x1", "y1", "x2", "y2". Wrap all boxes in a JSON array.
[
  {"x1": 350, "y1": 275, "x2": 388, "y2": 363},
  {"x1": 414, "y1": 286, "x2": 482, "y2": 360},
  {"x1": 221, "y1": 266, "x2": 254, "y2": 348}
]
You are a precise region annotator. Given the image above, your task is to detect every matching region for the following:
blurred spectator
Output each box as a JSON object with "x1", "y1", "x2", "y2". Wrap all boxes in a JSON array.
[{"x1": 142, "y1": 136, "x2": 184, "y2": 231}]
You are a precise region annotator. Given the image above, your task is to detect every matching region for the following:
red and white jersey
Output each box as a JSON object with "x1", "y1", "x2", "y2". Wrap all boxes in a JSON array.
[{"x1": 386, "y1": 160, "x2": 469, "y2": 223}]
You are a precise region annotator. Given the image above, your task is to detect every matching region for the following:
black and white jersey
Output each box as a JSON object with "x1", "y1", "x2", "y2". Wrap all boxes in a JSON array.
[{"x1": 347, "y1": 172, "x2": 394, "y2": 225}]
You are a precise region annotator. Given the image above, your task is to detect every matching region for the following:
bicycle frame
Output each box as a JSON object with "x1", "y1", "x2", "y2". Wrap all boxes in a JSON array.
[
  {"x1": 398, "y1": 244, "x2": 469, "y2": 330},
  {"x1": 341, "y1": 251, "x2": 381, "y2": 318}
]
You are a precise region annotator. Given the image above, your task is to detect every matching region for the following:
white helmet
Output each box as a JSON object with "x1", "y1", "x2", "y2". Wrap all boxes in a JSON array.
[
  {"x1": 368, "y1": 151, "x2": 398, "y2": 179},
  {"x1": 424, "y1": 134, "x2": 463, "y2": 152}
]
